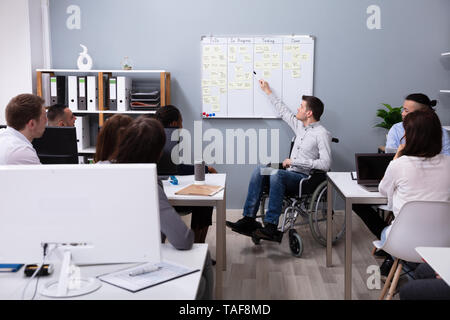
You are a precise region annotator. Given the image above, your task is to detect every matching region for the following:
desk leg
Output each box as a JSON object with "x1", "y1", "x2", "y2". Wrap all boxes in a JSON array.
[
  {"x1": 215, "y1": 191, "x2": 226, "y2": 300},
  {"x1": 326, "y1": 179, "x2": 333, "y2": 267},
  {"x1": 344, "y1": 198, "x2": 352, "y2": 300}
]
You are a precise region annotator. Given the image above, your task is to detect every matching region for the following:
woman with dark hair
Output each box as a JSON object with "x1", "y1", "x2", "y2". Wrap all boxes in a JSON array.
[
  {"x1": 155, "y1": 105, "x2": 217, "y2": 244},
  {"x1": 115, "y1": 116, "x2": 213, "y2": 299},
  {"x1": 94, "y1": 114, "x2": 133, "y2": 163},
  {"x1": 379, "y1": 110, "x2": 450, "y2": 276}
]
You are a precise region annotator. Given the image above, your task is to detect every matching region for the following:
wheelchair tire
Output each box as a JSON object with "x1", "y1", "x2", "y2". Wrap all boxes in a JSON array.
[
  {"x1": 308, "y1": 181, "x2": 345, "y2": 247},
  {"x1": 288, "y1": 229, "x2": 303, "y2": 257}
]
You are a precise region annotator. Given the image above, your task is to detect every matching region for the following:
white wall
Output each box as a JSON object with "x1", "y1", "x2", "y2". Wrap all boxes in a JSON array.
[{"x1": 0, "y1": 0, "x2": 48, "y2": 125}]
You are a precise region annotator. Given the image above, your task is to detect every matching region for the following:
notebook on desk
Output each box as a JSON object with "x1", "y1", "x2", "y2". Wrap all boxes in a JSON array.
[
  {"x1": 355, "y1": 153, "x2": 394, "y2": 192},
  {"x1": 175, "y1": 184, "x2": 224, "y2": 196}
]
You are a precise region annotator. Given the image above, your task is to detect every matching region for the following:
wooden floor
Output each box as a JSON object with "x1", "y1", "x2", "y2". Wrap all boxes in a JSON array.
[{"x1": 190, "y1": 209, "x2": 397, "y2": 300}]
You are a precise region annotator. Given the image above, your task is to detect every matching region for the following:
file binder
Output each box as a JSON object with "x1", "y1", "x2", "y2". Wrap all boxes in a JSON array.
[
  {"x1": 78, "y1": 76, "x2": 87, "y2": 110},
  {"x1": 117, "y1": 76, "x2": 132, "y2": 111},
  {"x1": 87, "y1": 76, "x2": 97, "y2": 111},
  {"x1": 50, "y1": 76, "x2": 66, "y2": 105},
  {"x1": 75, "y1": 115, "x2": 91, "y2": 151},
  {"x1": 68, "y1": 76, "x2": 78, "y2": 111},
  {"x1": 108, "y1": 77, "x2": 117, "y2": 110}
]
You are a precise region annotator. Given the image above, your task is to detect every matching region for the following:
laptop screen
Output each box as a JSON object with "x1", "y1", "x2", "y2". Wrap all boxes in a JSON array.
[{"x1": 355, "y1": 153, "x2": 395, "y2": 184}]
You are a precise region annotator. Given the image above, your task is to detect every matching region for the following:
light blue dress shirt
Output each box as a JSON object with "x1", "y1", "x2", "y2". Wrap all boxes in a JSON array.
[{"x1": 386, "y1": 122, "x2": 450, "y2": 156}]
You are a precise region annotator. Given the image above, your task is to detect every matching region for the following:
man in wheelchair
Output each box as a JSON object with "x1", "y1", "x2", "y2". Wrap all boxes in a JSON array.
[{"x1": 226, "y1": 80, "x2": 332, "y2": 243}]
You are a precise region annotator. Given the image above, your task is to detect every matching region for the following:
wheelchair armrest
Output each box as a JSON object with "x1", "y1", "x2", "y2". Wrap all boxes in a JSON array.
[{"x1": 298, "y1": 170, "x2": 328, "y2": 197}]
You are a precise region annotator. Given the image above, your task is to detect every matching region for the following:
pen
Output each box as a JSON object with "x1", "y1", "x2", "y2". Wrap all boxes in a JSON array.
[{"x1": 129, "y1": 265, "x2": 161, "y2": 277}]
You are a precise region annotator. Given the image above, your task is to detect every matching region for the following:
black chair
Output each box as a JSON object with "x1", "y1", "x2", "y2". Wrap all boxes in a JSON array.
[
  {"x1": 32, "y1": 127, "x2": 78, "y2": 164},
  {"x1": 254, "y1": 137, "x2": 345, "y2": 257}
]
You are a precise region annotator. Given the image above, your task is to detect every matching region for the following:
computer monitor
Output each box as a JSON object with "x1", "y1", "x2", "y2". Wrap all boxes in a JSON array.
[
  {"x1": 32, "y1": 127, "x2": 78, "y2": 164},
  {"x1": 355, "y1": 153, "x2": 395, "y2": 184},
  {"x1": 0, "y1": 164, "x2": 161, "y2": 297},
  {"x1": 157, "y1": 127, "x2": 181, "y2": 176}
]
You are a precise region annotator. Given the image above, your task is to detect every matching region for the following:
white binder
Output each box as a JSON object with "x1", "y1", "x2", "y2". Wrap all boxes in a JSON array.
[
  {"x1": 87, "y1": 76, "x2": 97, "y2": 111},
  {"x1": 117, "y1": 76, "x2": 132, "y2": 111},
  {"x1": 68, "y1": 76, "x2": 78, "y2": 111},
  {"x1": 75, "y1": 115, "x2": 91, "y2": 151}
]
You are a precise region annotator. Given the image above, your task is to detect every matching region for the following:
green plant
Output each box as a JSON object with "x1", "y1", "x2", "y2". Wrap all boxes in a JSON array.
[{"x1": 374, "y1": 103, "x2": 402, "y2": 130}]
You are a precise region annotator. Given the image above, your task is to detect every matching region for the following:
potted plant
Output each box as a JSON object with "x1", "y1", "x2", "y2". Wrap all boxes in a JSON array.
[{"x1": 374, "y1": 103, "x2": 402, "y2": 130}]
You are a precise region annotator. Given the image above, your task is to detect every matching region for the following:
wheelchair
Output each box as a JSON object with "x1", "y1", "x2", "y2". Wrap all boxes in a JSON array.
[{"x1": 252, "y1": 137, "x2": 345, "y2": 258}]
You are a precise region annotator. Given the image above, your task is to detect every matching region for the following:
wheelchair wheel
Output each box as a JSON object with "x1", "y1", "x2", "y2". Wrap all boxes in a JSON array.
[
  {"x1": 308, "y1": 181, "x2": 345, "y2": 247},
  {"x1": 288, "y1": 229, "x2": 303, "y2": 257}
]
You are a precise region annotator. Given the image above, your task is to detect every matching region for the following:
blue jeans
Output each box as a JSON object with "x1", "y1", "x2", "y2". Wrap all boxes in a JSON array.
[{"x1": 243, "y1": 165, "x2": 308, "y2": 225}]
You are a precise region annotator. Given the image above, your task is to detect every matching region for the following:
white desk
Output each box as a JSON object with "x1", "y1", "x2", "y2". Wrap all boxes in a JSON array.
[
  {"x1": 415, "y1": 247, "x2": 450, "y2": 286},
  {"x1": 326, "y1": 172, "x2": 387, "y2": 300},
  {"x1": 0, "y1": 244, "x2": 208, "y2": 300},
  {"x1": 162, "y1": 173, "x2": 226, "y2": 299}
]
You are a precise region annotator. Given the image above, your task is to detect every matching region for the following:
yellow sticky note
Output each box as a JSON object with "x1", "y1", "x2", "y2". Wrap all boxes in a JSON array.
[
  {"x1": 235, "y1": 65, "x2": 243, "y2": 73},
  {"x1": 202, "y1": 87, "x2": 210, "y2": 95},
  {"x1": 263, "y1": 53, "x2": 271, "y2": 61},
  {"x1": 214, "y1": 46, "x2": 221, "y2": 52},
  {"x1": 243, "y1": 54, "x2": 252, "y2": 63},
  {"x1": 211, "y1": 80, "x2": 219, "y2": 86},
  {"x1": 284, "y1": 62, "x2": 292, "y2": 70},
  {"x1": 244, "y1": 72, "x2": 251, "y2": 80},
  {"x1": 272, "y1": 53, "x2": 279, "y2": 60},
  {"x1": 255, "y1": 45, "x2": 264, "y2": 53},
  {"x1": 244, "y1": 82, "x2": 251, "y2": 89},
  {"x1": 236, "y1": 73, "x2": 244, "y2": 80},
  {"x1": 203, "y1": 56, "x2": 210, "y2": 62},
  {"x1": 212, "y1": 104, "x2": 220, "y2": 112},
  {"x1": 292, "y1": 61, "x2": 300, "y2": 69},
  {"x1": 292, "y1": 70, "x2": 300, "y2": 78},
  {"x1": 263, "y1": 62, "x2": 271, "y2": 69},
  {"x1": 229, "y1": 54, "x2": 236, "y2": 63},
  {"x1": 211, "y1": 96, "x2": 219, "y2": 104},
  {"x1": 239, "y1": 46, "x2": 247, "y2": 53},
  {"x1": 236, "y1": 82, "x2": 244, "y2": 89},
  {"x1": 255, "y1": 61, "x2": 263, "y2": 70},
  {"x1": 203, "y1": 63, "x2": 210, "y2": 70},
  {"x1": 284, "y1": 45, "x2": 292, "y2": 51},
  {"x1": 292, "y1": 45, "x2": 300, "y2": 52},
  {"x1": 211, "y1": 71, "x2": 218, "y2": 79},
  {"x1": 218, "y1": 54, "x2": 225, "y2": 61},
  {"x1": 203, "y1": 96, "x2": 211, "y2": 104},
  {"x1": 229, "y1": 46, "x2": 236, "y2": 54},
  {"x1": 263, "y1": 70, "x2": 271, "y2": 78},
  {"x1": 272, "y1": 62, "x2": 280, "y2": 69},
  {"x1": 218, "y1": 79, "x2": 226, "y2": 86},
  {"x1": 203, "y1": 46, "x2": 211, "y2": 54},
  {"x1": 263, "y1": 45, "x2": 271, "y2": 52},
  {"x1": 202, "y1": 79, "x2": 210, "y2": 87},
  {"x1": 219, "y1": 87, "x2": 227, "y2": 94},
  {"x1": 301, "y1": 53, "x2": 309, "y2": 61}
]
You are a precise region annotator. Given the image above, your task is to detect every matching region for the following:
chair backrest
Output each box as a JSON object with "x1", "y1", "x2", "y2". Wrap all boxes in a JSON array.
[{"x1": 380, "y1": 201, "x2": 450, "y2": 263}]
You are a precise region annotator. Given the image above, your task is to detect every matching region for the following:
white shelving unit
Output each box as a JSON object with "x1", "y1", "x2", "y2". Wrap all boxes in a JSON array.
[{"x1": 36, "y1": 69, "x2": 171, "y2": 156}]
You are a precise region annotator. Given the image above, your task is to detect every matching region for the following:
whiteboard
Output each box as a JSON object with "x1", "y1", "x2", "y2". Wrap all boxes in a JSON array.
[{"x1": 201, "y1": 35, "x2": 314, "y2": 119}]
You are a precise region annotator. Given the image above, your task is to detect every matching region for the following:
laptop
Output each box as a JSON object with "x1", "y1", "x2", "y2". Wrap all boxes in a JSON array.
[
  {"x1": 355, "y1": 153, "x2": 395, "y2": 192},
  {"x1": 157, "y1": 128, "x2": 180, "y2": 179}
]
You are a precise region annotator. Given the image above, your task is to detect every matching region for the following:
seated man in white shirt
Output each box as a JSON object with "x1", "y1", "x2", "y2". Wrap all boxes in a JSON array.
[
  {"x1": 0, "y1": 94, "x2": 47, "y2": 164},
  {"x1": 226, "y1": 80, "x2": 332, "y2": 243},
  {"x1": 47, "y1": 103, "x2": 76, "y2": 127}
]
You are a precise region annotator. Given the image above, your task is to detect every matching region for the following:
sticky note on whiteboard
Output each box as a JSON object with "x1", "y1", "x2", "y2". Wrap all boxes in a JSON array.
[
  {"x1": 292, "y1": 70, "x2": 301, "y2": 78},
  {"x1": 212, "y1": 104, "x2": 220, "y2": 112}
]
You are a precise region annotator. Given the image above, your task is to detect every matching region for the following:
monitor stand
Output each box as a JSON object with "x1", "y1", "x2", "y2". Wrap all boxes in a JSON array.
[{"x1": 40, "y1": 250, "x2": 101, "y2": 298}]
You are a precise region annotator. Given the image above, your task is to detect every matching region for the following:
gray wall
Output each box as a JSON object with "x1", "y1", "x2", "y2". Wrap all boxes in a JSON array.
[{"x1": 49, "y1": 0, "x2": 450, "y2": 209}]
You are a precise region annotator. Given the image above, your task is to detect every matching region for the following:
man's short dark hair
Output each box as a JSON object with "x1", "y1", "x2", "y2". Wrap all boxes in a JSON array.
[
  {"x1": 302, "y1": 95, "x2": 324, "y2": 121},
  {"x1": 5, "y1": 94, "x2": 45, "y2": 131},
  {"x1": 154, "y1": 105, "x2": 181, "y2": 128},
  {"x1": 405, "y1": 93, "x2": 437, "y2": 110},
  {"x1": 47, "y1": 104, "x2": 68, "y2": 123}
]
